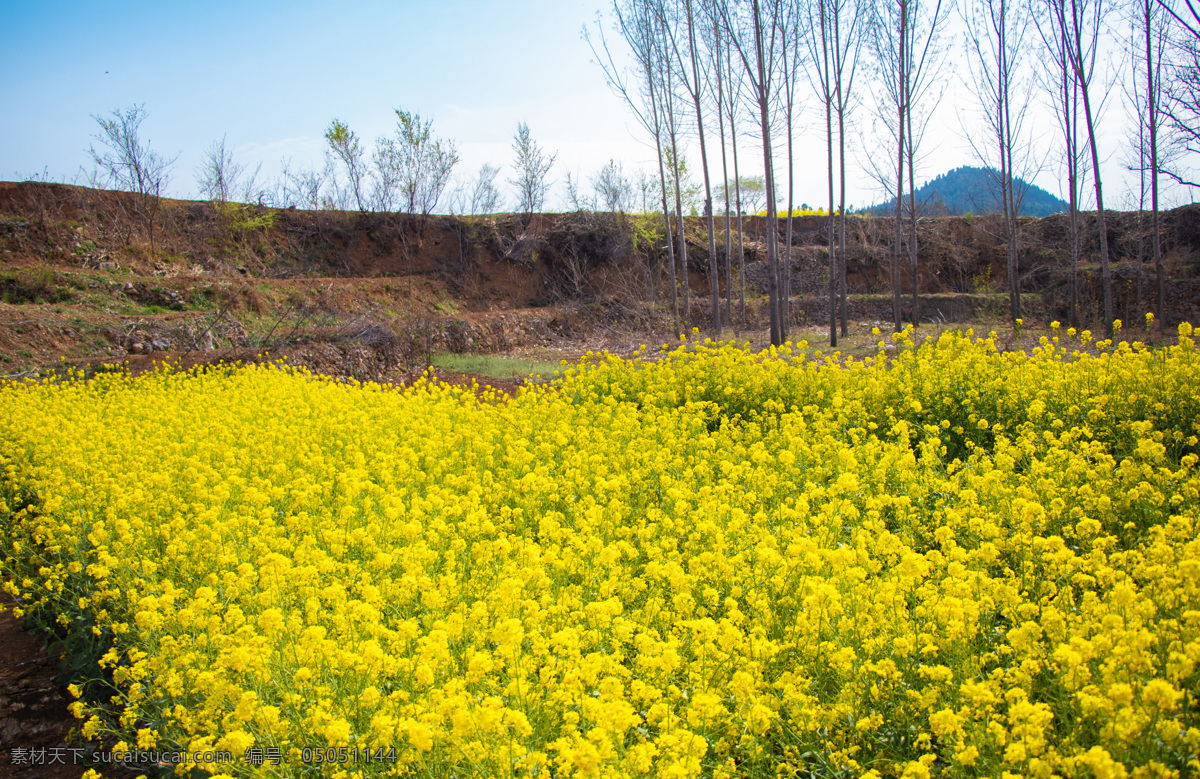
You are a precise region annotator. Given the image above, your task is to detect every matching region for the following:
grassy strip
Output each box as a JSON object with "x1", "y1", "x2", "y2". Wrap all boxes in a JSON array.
[{"x1": 431, "y1": 352, "x2": 562, "y2": 380}]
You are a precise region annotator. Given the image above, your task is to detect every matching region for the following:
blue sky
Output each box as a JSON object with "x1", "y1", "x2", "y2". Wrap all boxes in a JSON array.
[
  {"x1": 1, "y1": 0, "x2": 1188, "y2": 211},
  {"x1": 1, "y1": 0, "x2": 657, "y2": 208}
]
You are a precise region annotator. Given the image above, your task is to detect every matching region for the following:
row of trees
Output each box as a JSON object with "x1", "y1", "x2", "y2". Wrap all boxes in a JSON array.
[
  {"x1": 86, "y1": 104, "x2": 585, "y2": 234},
  {"x1": 208, "y1": 115, "x2": 762, "y2": 219},
  {"x1": 78, "y1": 0, "x2": 1200, "y2": 344},
  {"x1": 589, "y1": 0, "x2": 1199, "y2": 344},
  {"x1": 226, "y1": 114, "x2": 557, "y2": 220}
]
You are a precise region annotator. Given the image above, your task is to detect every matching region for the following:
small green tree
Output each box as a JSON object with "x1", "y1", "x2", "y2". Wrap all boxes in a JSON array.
[
  {"x1": 665, "y1": 148, "x2": 704, "y2": 216},
  {"x1": 724, "y1": 175, "x2": 765, "y2": 215},
  {"x1": 324, "y1": 119, "x2": 369, "y2": 211},
  {"x1": 375, "y1": 110, "x2": 460, "y2": 215},
  {"x1": 510, "y1": 122, "x2": 556, "y2": 220},
  {"x1": 591, "y1": 159, "x2": 634, "y2": 213}
]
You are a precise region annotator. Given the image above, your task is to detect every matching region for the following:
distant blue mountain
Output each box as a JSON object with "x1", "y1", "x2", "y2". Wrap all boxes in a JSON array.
[{"x1": 861, "y1": 166, "x2": 1068, "y2": 217}]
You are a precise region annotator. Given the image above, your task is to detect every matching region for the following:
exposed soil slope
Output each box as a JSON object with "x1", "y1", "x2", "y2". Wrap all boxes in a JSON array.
[{"x1": 1, "y1": 180, "x2": 1199, "y2": 379}]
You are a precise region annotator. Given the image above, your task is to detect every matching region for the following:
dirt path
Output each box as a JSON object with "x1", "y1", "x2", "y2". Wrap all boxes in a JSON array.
[{"x1": 0, "y1": 604, "x2": 84, "y2": 779}]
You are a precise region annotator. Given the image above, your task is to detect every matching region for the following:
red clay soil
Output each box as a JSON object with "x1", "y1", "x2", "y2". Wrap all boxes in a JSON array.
[
  {"x1": 0, "y1": 604, "x2": 84, "y2": 779},
  {"x1": 419, "y1": 369, "x2": 525, "y2": 398}
]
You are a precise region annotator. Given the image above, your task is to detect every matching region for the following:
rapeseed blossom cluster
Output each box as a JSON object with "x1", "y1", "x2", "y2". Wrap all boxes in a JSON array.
[{"x1": 1, "y1": 325, "x2": 1198, "y2": 778}]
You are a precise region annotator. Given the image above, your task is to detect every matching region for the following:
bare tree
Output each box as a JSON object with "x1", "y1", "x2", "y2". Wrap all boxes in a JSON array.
[
  {"x1": 1048, "y1": 0, "x2": 1114, "y2": 335},
  {"x1": 723, "y1": 40, "x2": 752, "y2": 325},
  {"x1": 510, "y1": 122, "x2": 557, "y2": 221},
  {"x1": 275, "y1": 157, "x2": 333, "y2": 210},
  {"x1": 197, "y1": 135, "x2": 244, "y2": 203},
  {"x1": 719, "y1": 0, "x2": 788, "y2": 345},
  {"x1": 1124, "y1": 84, "x2": 1150, "y2": 319},
  {"x1": 871, "y1": 0, "x2": 908, "y2": 333},
  {"x1": 659, "y1": 40, "x2": 693, "y2": 329},
  {"x1": 634, "y1": 167, "x2": 659, "y2": 212},
  {"x1": 804, "y1": 0, "x2": 840, "y2": 345},
  {"x1": 871, "y1": 0, "x2": 949, "y2": 332},
  {"x1": 467, "y1": 164, "x2": 504, "y2": 215},
  {"x1": 589, "y1": 0, "x2": 680, "y2": 321},
  {"x1": 668, "y1": 0, "x2": 724, "y2": 336},
  {"x1": 832, "y1": 0, "x2": 868, "y2": 337},
  {"x1": 902, "y1": 35, "x2": 950, "y2": 331},
  {"x1": 963, "y1": 0, "x2": 1035, "y2": 324},
  {"x1": 706, "y1": 8, "x2": 737, "y2": 325},
  {"x1": 1036, "y1": 0, "x2": 1087, "y2": 327},
  {"x1": 592, "y1": 159, "x2": 635, "y2": 211},
  {"x1": 775, "y1": 0, "x2": 806, "y2": 343},
  {"x1": 1130, "y1": 0, "x2": 1170, "y2": 326},
  {"x1": 88, "y1": 104, "x2": 179, "y2": 258},
  {"x1": 1158, "y1": 0, "x2": 1200, "y2": 192},
  {"x1": 324, "y1": 119, "x2": 369, "y2": 212},
  {"x1": 565, "y1": 170, "x2": 593, "y2": 211}
]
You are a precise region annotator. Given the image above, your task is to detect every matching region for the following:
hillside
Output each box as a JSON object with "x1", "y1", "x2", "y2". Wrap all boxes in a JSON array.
[
  {"x1": 2, "y1": 181, "x2": 1199, "y2": 380},
  {"x1": 862, "y1": 166, "x2": 1069, "y2": 217}
]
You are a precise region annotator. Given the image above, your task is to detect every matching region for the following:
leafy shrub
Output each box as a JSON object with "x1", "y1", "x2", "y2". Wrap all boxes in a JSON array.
[{"x1": 0, "y1": 268, "x2": 71, "y2": 304}]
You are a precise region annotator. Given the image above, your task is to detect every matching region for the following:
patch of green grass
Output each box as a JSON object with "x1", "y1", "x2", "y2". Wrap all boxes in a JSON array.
[
  {"x1": 0, "y1": 268, "x2": 72, "y2": 305},
  {"x1": 431, "y1": 353, "x2": 563, "y2": 381},
  {"x1": 434, "y1": 299, "x2": 459, "y2": 315},
  {"x1": 187, "y1": 290, "x2": 214, "y2": 310}
]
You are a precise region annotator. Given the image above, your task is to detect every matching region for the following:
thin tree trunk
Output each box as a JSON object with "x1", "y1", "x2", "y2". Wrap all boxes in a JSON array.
[
  {"x1": 780, "y1": 33, "x2": 796, "y2": 343},
  {"x1": 893, "y1": 9, "x2": 906, "y2": 334},
  {"x1": 671, "y1": 145, "x2": 690, "y2": 331},
  {"x1": 1006, "y1": 34, "x2": 1021, "y2": 322},
  {"x1": 836, "y1": 27, "x2": 849, "y2": 338},
  {"x1": 781, "y1": 26, "x2": 797, "y2": 344},
  {"x1": 1003, "y1": 41, "x2": 1021, "y2": 324},
  {"x1": 784, "y1": 111, "x2": 795, "y2": 344},
  {"x1": 732, "y1": 125, "x2": 747, "y2": 328},
  {"x1": 998, "y1": 27, "x2": 1017, "y2": 323},
  {"x1": 1069, "y1": 190, "x2": 1080, "y2": 328},
  {"x1": 1136, "y1": 134, "x2": 1146, "y2": 318},
  {"x1": 659, "y1": 156, "x2": 679, "y2": 332},
  {"x1": 837, "y1": 106, "x2": 849, "y2": 338},
  {"x1": 907, "y1": 120, "x2": 919, "y2": 328},
  {"x1": 649, "y1": 58, "x2": 679, "y2": 332},
  {"x1": 893, "y1": 123, "x2": 904, "y2": 337},
  {"x1": 664, "y1": 56, "x2": 691, "y2": 332},
  {"x1": 1079, "y1": 82, "x2": 1112, "y2": 336},
  {"x1": 752, "y1": 0, "x2": 782, "y2": 344},
  {"x1": 680, "y1": 215, "x2": 691, "y2": 328},
  {"x1": 838, "y1": 195, "x2": 849, "y2": 337},
  {"x1": 821, "y1": 0, "x2": 837, "y2": 347},
  {"x1": 716, "y1": 20, "x2": 733, "y2": 327},
  {"x1": 726, "y1": 41, "x2": 748, "y2": 329},
  {"x1": 684, "y1": 0, "x2": 721, "y2": 337},
  {"x1": 1066, "y1": 68, "x2": 1080, "y2": 329},
  {"x1": 1146, "y1": 1, "x2": 1163, "y2": 329}
]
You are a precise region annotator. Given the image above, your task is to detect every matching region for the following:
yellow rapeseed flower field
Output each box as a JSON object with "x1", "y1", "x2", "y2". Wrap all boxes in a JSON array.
[{"x1": 1, "y1": 325, "x2": 1198, "y2": 777}]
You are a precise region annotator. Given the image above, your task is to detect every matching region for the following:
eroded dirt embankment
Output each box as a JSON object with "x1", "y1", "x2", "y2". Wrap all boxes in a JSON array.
[{"x1": 3, "y1": 180, "x2": 1200, "y2": 379}]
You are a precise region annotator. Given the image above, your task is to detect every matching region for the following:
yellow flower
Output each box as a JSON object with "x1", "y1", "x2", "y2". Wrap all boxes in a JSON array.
[{"x1": 2, "y1": 331, "x2": 1198, "y2": 776}]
